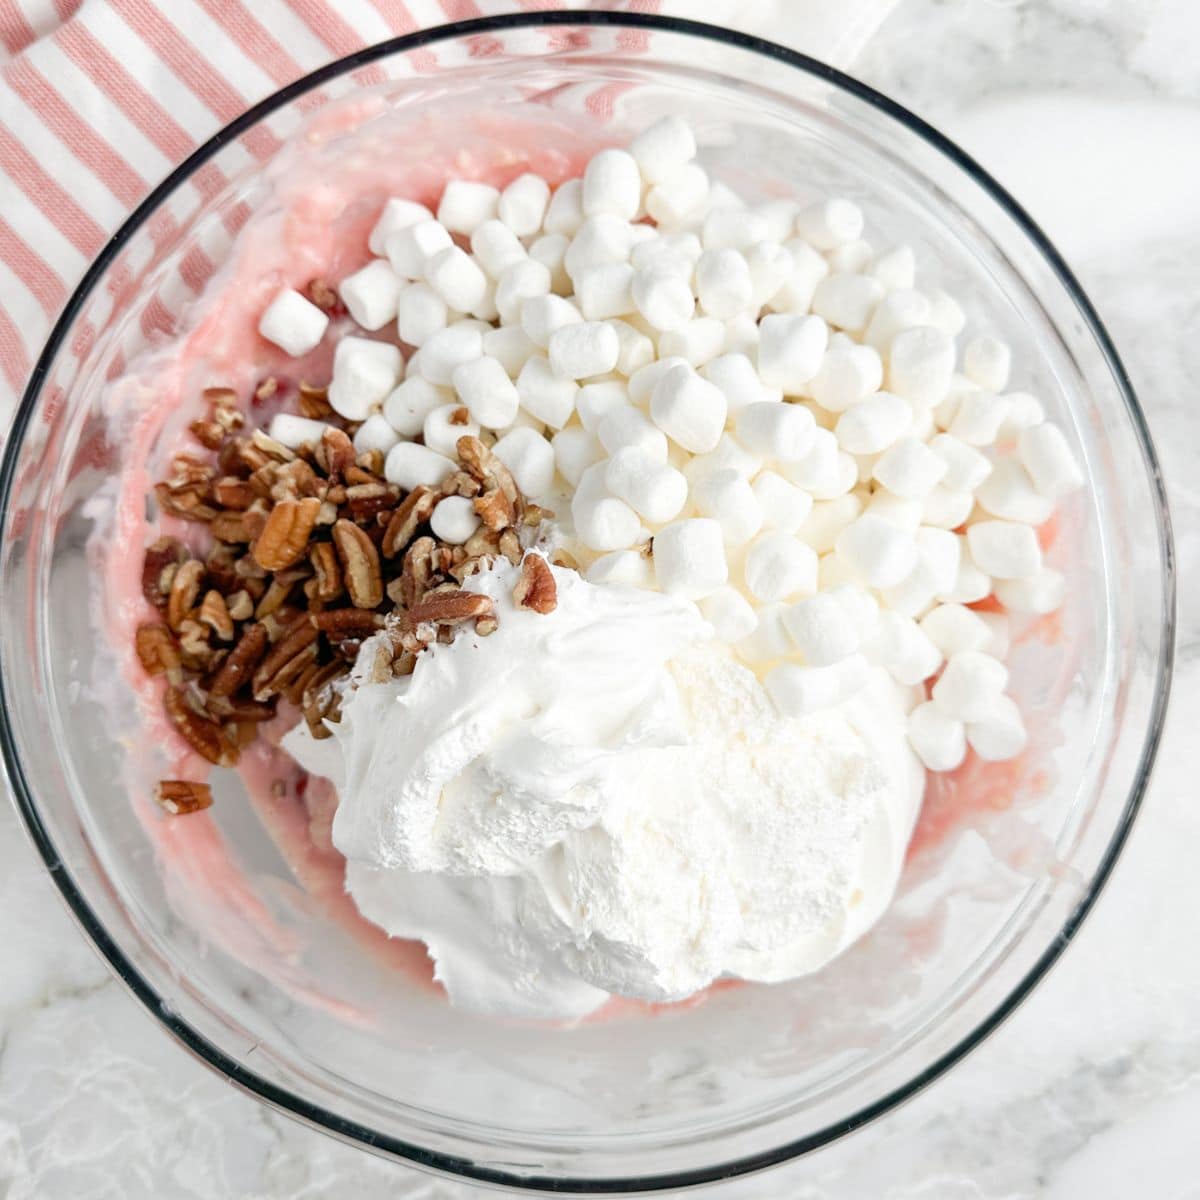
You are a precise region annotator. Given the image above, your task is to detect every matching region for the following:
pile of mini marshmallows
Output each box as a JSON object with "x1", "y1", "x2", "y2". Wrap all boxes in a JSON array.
[{"x1": 255, "y1": 116, "x2": 1084, "y2": 774}]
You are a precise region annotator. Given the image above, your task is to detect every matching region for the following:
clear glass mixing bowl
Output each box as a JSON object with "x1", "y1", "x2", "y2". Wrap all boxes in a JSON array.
[{"x1": 0, "y1": 13, "x2": 1174, "y2": 1193}]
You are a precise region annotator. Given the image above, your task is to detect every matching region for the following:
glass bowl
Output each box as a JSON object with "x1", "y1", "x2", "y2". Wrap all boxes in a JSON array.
[{"x1": 0, "y1": 13, "x2": 1174, "y2": 1193}]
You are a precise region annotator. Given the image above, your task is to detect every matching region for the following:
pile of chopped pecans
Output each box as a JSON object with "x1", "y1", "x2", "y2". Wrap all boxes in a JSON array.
[{"x1": 140, "y1": 385, "x2": 562, "y2": 813}]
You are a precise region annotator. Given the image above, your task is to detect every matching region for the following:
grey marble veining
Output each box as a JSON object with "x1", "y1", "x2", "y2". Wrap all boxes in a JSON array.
[{"x1": 2, "y1": 2, "x2": 1198, "y2": 1196}]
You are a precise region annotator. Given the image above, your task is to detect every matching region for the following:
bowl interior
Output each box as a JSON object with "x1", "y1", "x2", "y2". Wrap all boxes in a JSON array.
[{"x1": 0, "y1": 17, "x2": 1170, "y2": 1190}]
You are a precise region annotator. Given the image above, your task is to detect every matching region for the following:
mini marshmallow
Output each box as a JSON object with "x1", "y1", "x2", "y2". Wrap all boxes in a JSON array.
[
  {"x1": 521, "y1": 293, "x2": 583, "y2": 348},
  {"x1": 267, "y1": 413, "x2": 332, "y2": 450},
  {"x1": 582, "y1": 148, "x2": 641, "y2": 220},
  {"x1": 605, "y1": 446, "x2": 689, "y2": 524},
  {"x1": 587, "y1": 549, "x2": 655, "y2": 589},
  {"x1": 811, "y1": 272, "x2": 884, "y2": 332},
  {"x1": 938, "y1": 539, "x2": 992, "y2": 604},
  {"x1": 735, "y1": 401, "x2": 816, "y2": 462},
  {"x1": 912, "y1": 525, "x2": 962, "y2": 595},
  {"x1": 758, "y1": 313, "x2": 829, "y2": 392},
  {"x1": 572, "y1": 484, "x2": 642, "y2": 553},
  {"x1": 528, "y1": 233, "x2": 570, "y2": 293},
  {"x1": 610, "y1": 320, "x2": 657, "y2": 376},
  {"x1": 632, "y1": 268, "x2": 695, "y2": 332},
  {"x1": 736, "y1": 601, "x2": 793, "y2": 663},
  {"x1": 386, "y1": 218, "x2": 453, "y2": 279},
  {"x1": 929, "y1": 433, "x2": 993, "y2": 492},
  {"x1": 691, "y1": 468, "x2": 763, "y2": 544},
  {"x1": 888, "y1": 326, "x2": 956, "y2": 405},
  {"x1": 471, "y1": 219, "x2": 526, "y2": 280},
  {"x1": 328, "y1": 336, "x2": 403, "y2": 420},
  {"x1": 700, "y1": 586, "x2": 759, "y2": 644},
  {"x1": 872, "y1": 437, "x2": 948, "y2": 499},
  {"x1": 369, "y1": 198, "x2": 433, "y2": 256},
  {"x1": 495, "y1": 260, "x2": 552, "y2": 327},
  {"x1": 765, "y1": 656, "x2": 870, "y2": 716},
  {"x1": 835, "y1": 514, "x2": 917, "y2": 588},
  {"x1": 564, "y1": 215, "x2": 635, "y2": 282},
  {"x1": 659, "y1": 317, "x2": 726, "y2": 368},
  {"x1": 395, "y1": 282, "x2": 448, "y2": 347},
  {"x1": 926, "y1": 289, "x2": 966, "y2": 337},
  {"x1": 629, "y1": 115, "x2": 697, "y2": 184},
  {"x1": 975, "y1": 458, "x2": 1054, "y2": 525},
  {"x1": 258, "y1": 287, "x2": 329, "y2": 357},
  {"x1": 745, "y1": 240, "x2": 796, "y2": 307},
  {"x1": 702, "y1": 352, "x2": 781, "y2": 413},
  {"x1": 1018, "y1": 422, "x2": 1084, "y2": 499},
  {"x1": 552, "y1": 426, "x2": 602, "y2": 487},
  {"x1": 652, "y1": 518, "x2": 728, "y2": 598},
  {"x1": 979, "y1": 611, "x2": 1010, "y2": 659},
  {"x1": 598, "y1": 405, "x2": 669, "y2": 461},
  {"x1": 770, "y1": 239, "x2": 830, "y2": 313},
  {"x1": 798, "y1": 493, "x2": 863, "y2": 554},
  {"x1": 810, "y1": 336, "x2": 884, "y2": 412},
  {"x1": 966, "y1": 520, "x2": 1041, "y2": 579},
  {"x1": 577, "y1": 380, "x2": 630, "y2": 434},
  {"x1": 963, "y1": 334, "x2": 1012, "y2": 393},
  {"x1": 548, "y1": 321, "x2": 620, "y2": 380},
  {"x1": 452, "y1": 355, "x2": 520, "y2": 429},
  {"x1": 430, "y1": 495, "x2": 481, "y2": 545},
  {"x1": 826, "y1": 239, "x2": 874, "y2": 274},
  {"x1": 383, "y1": 376, "x2": 450, "y2": 437},
  {"x1": 783, "y1": 590, "x2": 861, "y2": 665},
  {"x1": 352, "y1": 412, "x2": 400, "y2": 457},
  {"x1": 702, "y1": 207, "x2": 769, "y2": 252},
  {"x1": 998, "y1": 391, "x2": 1045, "y2": 437},
  {"x1": 695, "y1": 248, "x2": 753, "y2": 320},
  {"x1": 575, "y1": 263, "x2": 635, "y2": 321},
  {"x1": 683, "y1": 432, "x2": 763, "y2": 483},
  {"x1": 420, "y1": 325, "x2": 484, "y2": 386},
  {"x1": 650, "y1": 365, "x2": 727, "y2": 454},
  {"x1": 424, "y1": 246, "x2": 488, "y2": 313},
  {"x1": 493, "y1": 426, "x2": 556, "y2": 498},
  {"x1": 922, "y1": 486, "x2": 976, "y2": 530},
  {"x1": 753, "y1": 470, "x2": 813, "y2": 532},
  {"x1": 868, "y1": 611, "x2": 943, "y2": 686},
  {"x1": 932, "y1": 651, "x2": 1009, "y2": 722},
  {"x1": 725, "y1": 313, "x2": 760, "y2": 356},
  {"x1": 744, "y1": 531, "x2": 819, "y2": 602},
  {"x1": 907, "y1": 702, "x2": 967, "y2": 771},
  {"x1": 787, "y1": 433, "x2": 857, "y2": 499},
  {"x1": 835, "y1": 392, "x2": 911, "y2": 455},
  {"x1": 949, "y1": 392, "x2": 1011, "y2": 446},
  {"x1": 423, "y1": 403, "x2": 480, "y2": 458},
  {"x1": 437, "y1": 180, "x2": 499, "y2": 235},
  {"x1": 993, "y1": 568, "x2": 1066, "y2": 614},
  {"x1": 645, "y1": 162, "x2": 709, "y2": 227},
  {"x1": 796, "y1": 197, "x2": 864, "y2": 250},
  {"x1": 870, "y1": 245, "x2": 916, "y2": 291},
  {"x1": 863, "y1": 288, "x2": 931, "y2": 352},
  {"x1": 384, "y1": 441, "x2": 456, "y2": 491},
  {"x1": 966, "y1": 694, "x2": 1027, "y2": 762},
  {"x1": 630, "y1": 234, "x2": 696, "y2": 279},
  {"x1": 339, "y1": 260, "x2": 404, "y2": 332},
  {"x1": 516, "y1": 355, "x2": 578, "y2": 429},
  {"x1": 498, "y1": 172, "x2": 551, "y2": 237},
  {"x1": 919, "y1": 603, "x2": 992, "y2": 657},
  {"x1": 757, "y1": 198, "x2": 800, "y2": 243},
  {"x1": 543, "y1": 178, "x2": 584, "y2": 237}
]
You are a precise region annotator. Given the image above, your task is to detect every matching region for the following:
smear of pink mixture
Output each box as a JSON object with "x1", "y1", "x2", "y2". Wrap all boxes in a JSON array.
[{"x1": 97, "y1": 104, "x2": 1080, "y2": 1027}]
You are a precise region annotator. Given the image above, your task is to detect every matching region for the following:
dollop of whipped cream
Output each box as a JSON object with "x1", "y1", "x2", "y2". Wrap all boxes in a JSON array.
[{"x1": 284, "y1": 558, "x2": 923, "y2": 1019}]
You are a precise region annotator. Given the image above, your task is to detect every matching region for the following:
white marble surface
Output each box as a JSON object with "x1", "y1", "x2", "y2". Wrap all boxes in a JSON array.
[{"x1": 2, "y1": 2, "x2": 1198, "y2": 1196}]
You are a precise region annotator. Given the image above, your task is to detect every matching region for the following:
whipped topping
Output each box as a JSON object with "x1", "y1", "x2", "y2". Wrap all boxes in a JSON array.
[{"x1": 284, "y1": 559, "x2": 923, "y2": 1019}]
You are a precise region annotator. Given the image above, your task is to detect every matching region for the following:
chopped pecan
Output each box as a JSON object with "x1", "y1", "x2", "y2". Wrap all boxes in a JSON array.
[
  {"x1": 381, "y1": 486, "x2": 437, "y2": 557},
  {"x1": 298, "y1": 382, "x2": 332, "y2": 419},
  {"x1": 135, "y1": 623, "x2": 182, "y2": 682},
  {"x1": 355, "y1": 449, "x2": 385, "y2": 476},
  {"x1": 498, "y1": 528, "x2": 523, "y2": 565},
  {"x1": 154, "y1": 481, "x2": 216, "y2": 522},
  {"x1": 254, "y1": 376, "x2": 281, "y2": 404},
  {"x1": 255, "y1": 639, "x2": 318, "y2": 702},
  {"x1": 400, "y1": 535, "x2": 438, "y2": 607},
  {"x1": 177, "y1": 619, "x2": 211, "y2": 658},
  {"x1": 252, "y1": 614, "x2": 320, "y2": 701},
  {"x1": 253, "y1": 496, "x2": 321, "y2": 571},
  {"x1": 202, "y1": 386, "x2": 238, "y2": 408},
  {"x1": 154, "y1": 780, "x2": 213, "y2": 816},
  {"x1": 475, "y1": 615, "x2": 498, "y2": 637},
  {"x1": 211, "y1": 511, "x2": 254, "y2": 543},
  {"x1": 344, "y1": 465, "x2": 381, "y2": 487},
  {"x1": 316, "y1": 427, "x2": 355, "y2": 479},
  {"x1": 250, "y1": 427, "x2": 295, "y2": 463},
  {"x1": 448, "y1": 406, "x2": 470, "y2": 425},
  {"x1": 332, "y1": 519, "x2": 383, "y2": 609},
  {"x1": 474, "y1": 486, "x2": 515, "y2": 532},
  {"x1": 206, "y1": 694, "x2": 277, "y2": 722},
  {"x1": 307, "y1": 278, "x2": 339, "y2": 311},
  {"x1": 199, "y1": 590, "x2": 235, "y2": 640},
  {"x1": 209, "y1": 623, "x2": 269, "y2": 697},
  {"x1": 406, "y1": 590, "x2": 495, "y2": 627},
  {"x1": 226, "y1": 589, "x2": 254, "y2": 621},
  {"x1": 166, "y1": 559, "x2": 205, "y2": 630},
  {"x1": 164, "y1": 686, "x2": 237, "y2": 766},
  {"x1": 313, "y1": 608, "x2": 385, "y2": 636},
  {"x1": 513, "y1": 554, "x2": 557, "y2": 614},
  {"x1": 141, "y1": 537, "x2": 187, "y2": 608},
  {"x1": 309, "y1": 542, "x2": 343, "y2": 603},
  {"x1": 441, "y1": 469, "x2": 482, "y2": 499},
  {"x1": 345, "y1": 481, "x2": 400, "y2": 520},
  {"x1": 550, "y1": 548, "x2": 579, "y2": 571},
  {"x1": 189, "y1": 418, "x2": 226, "y2": 450},
  {"x1": 271, "y1": 458, "x2": 319, "y2": 501},
  {"x1": 254, "y1": 575, "x2": 298, "y2": 619},
  {"x1": 204, "y1": 544, "x2": 240, "y2": 592}
]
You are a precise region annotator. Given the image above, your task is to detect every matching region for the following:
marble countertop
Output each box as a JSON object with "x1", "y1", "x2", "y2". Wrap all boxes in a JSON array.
[{"x1": 2, "y1": 2, "x2": 1197, "y2": 1196}]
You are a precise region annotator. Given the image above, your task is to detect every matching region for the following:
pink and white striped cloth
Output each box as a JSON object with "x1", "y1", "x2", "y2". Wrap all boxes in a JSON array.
[{"x1": 0, "y1": 0, "x2": 895, "y2": 428}]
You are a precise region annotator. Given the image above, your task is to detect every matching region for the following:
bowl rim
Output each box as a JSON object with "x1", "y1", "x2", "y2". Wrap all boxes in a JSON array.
[{"x1": 0, "y1": 10, "x2": 1176, "y2": 1193}]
